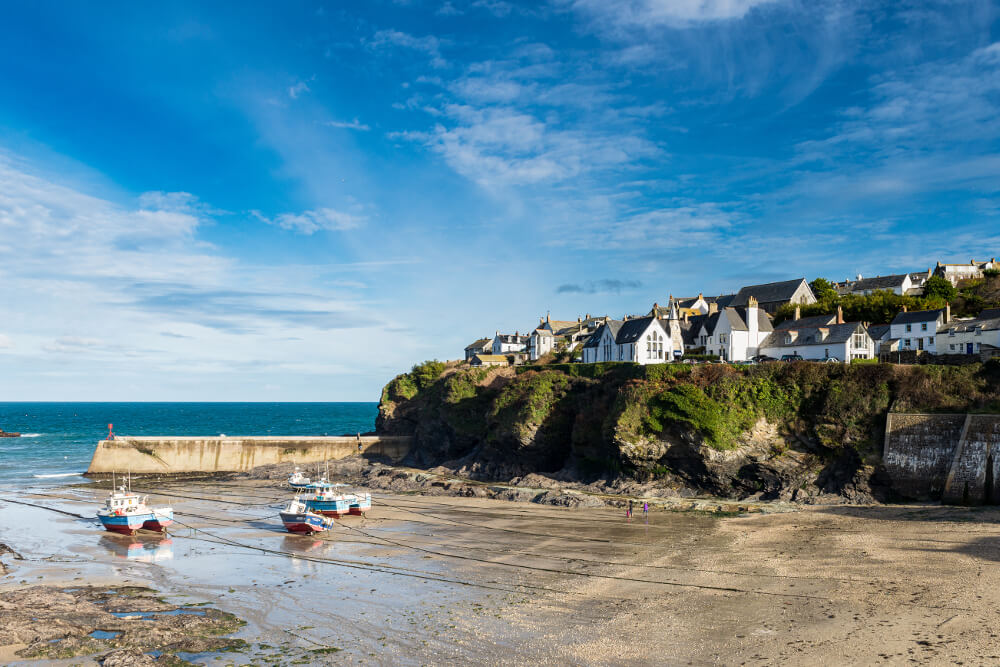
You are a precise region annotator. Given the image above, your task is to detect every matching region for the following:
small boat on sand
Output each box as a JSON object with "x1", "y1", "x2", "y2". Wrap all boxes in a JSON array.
[
  {"x1": 303, "y1": 484, "x2": 371, "y2": 518},
  {"x1": 97, "y1": 475, "x2": 173, "y2": 536},
  {"x1": 279, "y1": 496, "x2": 335, "y2": 535},
  {"x1": 0, "y1": 430, "x2": 21, "y2": 438},
  {"x1": 288, "y1": 467, "x2": 311, "y2": 489}
]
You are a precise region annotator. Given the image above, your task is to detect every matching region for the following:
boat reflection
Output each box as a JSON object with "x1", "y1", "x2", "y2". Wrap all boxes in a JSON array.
[
  {"x1": 99, "y1": 534, "x2": 174, "y2": 562},
  {"x1": 281, "y1": 534, "x2": 330, "y2": 555}
]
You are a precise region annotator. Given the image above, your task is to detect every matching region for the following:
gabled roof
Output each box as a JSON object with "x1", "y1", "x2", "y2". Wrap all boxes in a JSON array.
[
  {"x1": 583, "y1": 320, "x2": 623, "y2": 348},
  {"x1": 839, "y1": 274, "x2": 910, "y2": 293},
  {"x1": 675, "y1": 296, "x2": 704, "y2": 309},
  {"x1": 730, "y1": 278, "x2": 812, "y2": 306},
  {"x1": 701, "y1": 307, "x2": 773, "y2": 334},
  {"x1": 760, "y1": 322, "x2": 868, "y2": 350},
  {"x1": 465, "y1": 338, "x2": 491, "y2": 350},
  {"x1": 939, "y1": 314, "x2": 1000, "y2": 333},
  {"x1": 713, "y1": 294, "x2": 736, "y2": 308},
  {"x1": 867, "y1": 324, "x2": 891, "y2": 340},
  {"x1": 890, "y1": 309, "x2": 945, "y2": 326},
  {"x1": 775, "y1": 314, "x2": 838, "y2": 330},
  {"x1": 615, "y1": 316, "x2": 660, "y2": 344}
]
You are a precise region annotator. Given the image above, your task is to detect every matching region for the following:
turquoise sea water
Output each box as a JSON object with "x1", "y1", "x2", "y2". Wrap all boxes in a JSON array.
[{"x1": 0, "y1": 402, "x2": 378, "y2": 489}]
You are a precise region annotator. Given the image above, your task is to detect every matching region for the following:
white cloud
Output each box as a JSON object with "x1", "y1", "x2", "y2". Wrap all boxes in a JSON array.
[
  {"x1": 254, "y1": 208, "x2": 365, "y2": 234},
  {"x1": 569, "y1": 0, "x2": 782, "y2": 28},
  {"x1": 324, "y1": 118, "x2": 371, "y2": 131},
  {"x1": 369, "y1": 30, "x2": 447, "y2": 69},
  {"x1": 0, "y1": 334, "x2": 12, "y2": 350},
  {"x1": 288, "y1": 81, "x2": 310, "y2": 99}
]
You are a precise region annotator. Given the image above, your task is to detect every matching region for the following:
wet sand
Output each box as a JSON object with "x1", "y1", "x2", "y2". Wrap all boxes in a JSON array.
[{"x1": 4, "y1": 481, "x2": 1000, "y2": 664}]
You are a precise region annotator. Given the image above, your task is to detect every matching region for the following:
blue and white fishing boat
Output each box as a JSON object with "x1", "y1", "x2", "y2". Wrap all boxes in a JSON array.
[
  {"x1": 348, "y1": 491, "x2": 372, "y2": 516},
  {"x1": 279, "y1": 496, "x2": 335, "y2": 534},
  {"x1": 288, "y1": 467, "x2": 311, "y2": 490},
  {"x1": 97, "y1": 475, "x2": 173, "y2": 536},
  {"x1": 303, "y1": 487, "x2": 353, "y2": 518}
]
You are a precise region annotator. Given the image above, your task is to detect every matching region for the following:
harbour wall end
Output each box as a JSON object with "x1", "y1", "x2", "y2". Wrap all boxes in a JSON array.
[{"x1": 85, "y1": 436, "x2": 411, "y2": 475}]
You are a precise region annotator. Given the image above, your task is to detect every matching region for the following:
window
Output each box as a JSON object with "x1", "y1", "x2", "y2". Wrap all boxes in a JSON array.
[
  {"x1": 921, "y1": 322, "x2": 927, "y2": 331},
  {"x1": 927, "y1": 337, "x2": 933, "y2": 346},
  {"x1": 904, "y1": 338, "x2": 911, "y2": 348},
  {"x1": 949, "y1": 329, "x2": 955, "y2": 337},
  {"x1": 950, "y1": 344, "x2": 956, "y2": 351},
  {"x1": 852, "y1": 333, "x2": 866, "y2": 349},
  {"x1": 976, "y1": 328, "x2": 982, "y2": 336},
  {"x1": 905, "y1": 324, "x2": 912, "y2": 332}
]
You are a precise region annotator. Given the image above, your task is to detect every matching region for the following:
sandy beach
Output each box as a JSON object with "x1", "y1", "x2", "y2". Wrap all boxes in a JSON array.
[{"x1": 4, "y1": 477, "x2": 1000, "y2": 665}]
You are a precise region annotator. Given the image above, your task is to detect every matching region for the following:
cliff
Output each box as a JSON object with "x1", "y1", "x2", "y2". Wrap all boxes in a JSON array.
[{"x1": 376, "y1": 360, "x2": 1000, "y2": 503}]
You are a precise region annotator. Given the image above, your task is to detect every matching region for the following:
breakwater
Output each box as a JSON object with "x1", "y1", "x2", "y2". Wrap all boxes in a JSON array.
[
  {"x1": 883, "y1": 413, "x2": 1000, "y2": 503},
  {"x1": 86, "y1": 436, "x2": 411, "y2": 475}
]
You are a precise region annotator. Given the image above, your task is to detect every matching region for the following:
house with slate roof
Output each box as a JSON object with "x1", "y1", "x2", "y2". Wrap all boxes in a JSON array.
[
  {"x1": 934, "y1": 258, "x2": 997, "y2": 285},
  {"x1": 581, "y1": 314, "x2": 677, "y2": 365},
  {"x1": 936, "y1": 308, "x2": 1000, "y2": 359},
  {"x1": 527, "y1": 314, "x2": 607, "y2": 361},
  {"x1": 492, "y1": 331, "x2": 528, "y2": 355},
  {"x1": 888, "y1": 307, "x2": 949, "y2": 354},
  {"x1": 867, "y1": 324, "x2": 892, "y2": 356},
  {"x1": 470, "y1": 354, "x2": 510, "y2": 368},
  {"x1": 759, "y1": 321, "x2": 875, "y2": 362},
  {"x1": 723, "y1": 278, "x2": 817, "y2": 315},
  {"x1": 835, "y1": 273, "x2": 917, "y2": 297},
  {"x1": 691, "y1": 296, "x2": 773, "y2": 361},
  {"x1": 464, "y1": 338, "x2": 492, "y2": 361}
]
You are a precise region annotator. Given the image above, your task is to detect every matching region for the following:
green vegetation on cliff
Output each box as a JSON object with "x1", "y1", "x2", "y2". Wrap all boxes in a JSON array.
[{"x1": 378, "y1": 359, "x2": 1000, "y2": 499}]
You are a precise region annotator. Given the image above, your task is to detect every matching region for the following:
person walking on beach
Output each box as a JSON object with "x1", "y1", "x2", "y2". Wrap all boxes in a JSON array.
[
  {"x1": 643, "y1": 501, "x2": 649, "y2": 518},
  {"x1": 627, "y1": 499, "x2": 633, "y2": 520},
  {"x1": 357, "y1": 432, "x2": 362, "y2": 453}
]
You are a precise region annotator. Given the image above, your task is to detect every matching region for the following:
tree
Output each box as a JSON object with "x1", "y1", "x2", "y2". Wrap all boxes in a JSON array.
[
  {"x1": 924, "y1": 275, "x2": 958, "y2": 302},
  {"x1": 809, "y1": 277, "x2": 839, "y2": 303},
  {"x1": 410, "y1": 360, "x2": 446, "y2": 390}
]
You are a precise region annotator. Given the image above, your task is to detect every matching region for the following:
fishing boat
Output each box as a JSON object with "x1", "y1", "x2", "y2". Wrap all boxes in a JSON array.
[
  {"x1": 96, "y1": 474, "x2": 174, "y2": 535},
  {"x1": 288, "y1": 467, "x2": 311, "y2": 489},
  {"x1": 302, "y1": 486, "x2": 353, "y2": 518},
  {"x1": 348, "y1": 491, "x2": 372, "y2": 516},
  {"x1": 279, "y1": 495, "x2": 335, "y2": 535}
]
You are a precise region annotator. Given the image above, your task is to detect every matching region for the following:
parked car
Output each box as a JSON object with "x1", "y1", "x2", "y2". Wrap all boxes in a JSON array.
[
  {"x1": 821, "y1": 357, "x2": 840, "y2": 363},
  {"x1": 780, "y1": 354, "x2": 804, "y2": 362},
  {"x1": 752, "y1": 355, "x2": 777, "y2": 363}
]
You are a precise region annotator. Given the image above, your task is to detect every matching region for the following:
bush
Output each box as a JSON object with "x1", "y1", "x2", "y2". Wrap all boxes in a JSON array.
[
  {"x1": 924, "y1": 275, "x2": 958, "y2": 301},
  {"x1": 410, "y1": 360, "x2": 446, "y2": 390}
]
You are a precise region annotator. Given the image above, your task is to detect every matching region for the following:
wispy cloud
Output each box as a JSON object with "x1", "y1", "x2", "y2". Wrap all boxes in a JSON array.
[
  {"x1": 568, "y1": 0, "x2": 783, "y2": 28},
  {"x1": 288, "y1": 80, "x2": 310, "y2": 99},
  {"x1": 324, "y1": 118, "x2": 371, "y2": 131},
  {"x1": 370, "y1": 30, "x2": 448, "y2": 68},
  {"x1": 556, "y1": 279, "x2": 642, "y2": 294},
  {"x1": 253, "y1": 208, "x2": 365, "y2": 234}
]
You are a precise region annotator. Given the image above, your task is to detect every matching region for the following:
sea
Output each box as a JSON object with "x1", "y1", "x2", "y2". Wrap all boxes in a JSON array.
[{"x1": 0, "y1": 402, "x2": 378, "y2": 490}]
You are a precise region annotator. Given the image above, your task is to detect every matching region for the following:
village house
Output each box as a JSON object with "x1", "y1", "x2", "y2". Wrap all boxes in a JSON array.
[
  {"x1": 835, "y1": 273, "x2": 919, "y2": 297},
  {"x1": 758, "y1": 316, "x2": 875, "y2": 362},
  {"x1": 936, "y1": 308, "x2": 1000, "y2": 359},
  {"x1": 581, "y1": 310, "x2": 681, "y2": 365},
  {"x1": 464, "y1": 338, "x2": 492, "y2": 361},
  {"x1": 887, "y1": 306, "x2": 949, "y2": 355},
  {"x1": 934, "y1": 258, "x2": 997, "y2": 285},
  {"x1": 470, "y1": 354, "x2": 510, "y2": 368},
  {"x1": 690, "y1": 297, "x2": 773, "y2": 361},
  {"x1": 492, "y1": 331, "x2": 527, "y2": 355},
  {"x1": 867, "y1": 324, "x2": 892, "y2": 356},
  {"x1": 526, "y1": 314, "x2": 606, "y2": 361},
  {"x1": 672, "y1": 294, "x2": 712, "y2": 316},
  {"x1": 718, "y1": 278, "x2": 817, "y2": 315}
]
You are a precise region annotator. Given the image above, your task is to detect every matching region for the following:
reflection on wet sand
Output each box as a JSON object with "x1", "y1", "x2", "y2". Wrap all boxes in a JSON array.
[
  {"x1": 280, "y1": 533, "x2": 330, "y2": 554},
  {"x1": 99, "y1": 534, "x2": 173, "y2": 562}
]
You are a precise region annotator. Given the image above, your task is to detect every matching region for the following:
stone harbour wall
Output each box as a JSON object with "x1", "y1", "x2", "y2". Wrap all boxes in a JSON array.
[
  {"x1": 86, "y1": 436, "x2": 411, "y2": 475},
  {"x1": 884, "y1": 414, "x2": 1000, "y2": 503}
]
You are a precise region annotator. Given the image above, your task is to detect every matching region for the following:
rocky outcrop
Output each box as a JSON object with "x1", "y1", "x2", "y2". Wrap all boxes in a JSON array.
[{"x1": 376, "y1": 361, "x2": 1000, "y2": 503}]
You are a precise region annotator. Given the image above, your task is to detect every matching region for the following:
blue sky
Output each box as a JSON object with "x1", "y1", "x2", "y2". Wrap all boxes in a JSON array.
[{"x1": 1, "y1": 0, "x2": 999, "y2": 400}]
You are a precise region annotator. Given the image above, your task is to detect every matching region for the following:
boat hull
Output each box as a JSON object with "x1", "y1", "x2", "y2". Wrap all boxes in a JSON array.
[
  {"x1": 349, "y1": 494, "x2": 372, "y2": 516},
  {"x1": 99, "y1": 514, "x2": 151, "y2": 535},
  {"x1": 303, "y1": 499, "x2": 351, "y2": 517},
  {"x1": 280, "y1": 511, "x2": 332, "y2": 534},
  {"x1": 142, "y1": 511, "x2": 174, "y2": 532}
]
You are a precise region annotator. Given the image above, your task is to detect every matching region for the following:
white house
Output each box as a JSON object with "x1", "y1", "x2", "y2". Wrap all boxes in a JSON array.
[
  {"x1": 724, "y1": 278, "x2": 817, "y2": 315},
  {"x1": 527, "y1": 314, "x2": 602, "y2": 361},
  {"x1": 581, "y1": 315, "x2": 678, "y2": 365},
  {"x1": 835, "y1": 273, "x2": 915, "y2": 297},
  {"x1": 867, "y1": 324, "x2": 892, "y2": 356},
  {"x1": 693, "y1": 297, "x2": 773, "y2": 361},
  {"x1": 492, "y1": 331, "x2": 527, "y2": 355},
  {"x1": 934, "y1": 258, "x2": 997, "y2": 285},
  {"x1": 673, "y1": 294, "x2": 711, "y2": 316},
  {"x1": 758, "y1": 322, "x2": 875, "y2": 362},
  {"x1": 936, "y1": 308, "x2": 1000, "y2": 358},
  {"x1": 888, "y1": 307, "x2": 948, "y2": 354}
]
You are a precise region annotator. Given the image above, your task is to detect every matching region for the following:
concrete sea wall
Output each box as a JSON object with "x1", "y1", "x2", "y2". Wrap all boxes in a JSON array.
[
  {"x1": 884, "y1": 413, "x2": 1000, "y2": 503},
  {"x1": 86, "y1": 436, "x2": 411, "y2": 475}
]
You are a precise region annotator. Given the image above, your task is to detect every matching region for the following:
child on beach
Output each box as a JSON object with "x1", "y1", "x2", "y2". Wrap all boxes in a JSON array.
[
  {"x1": 643, "y1": 501, "x2": 649, "y2": 518},
  {"x1": 627, "y1": 499, "x2": 633, "y2": 519}
]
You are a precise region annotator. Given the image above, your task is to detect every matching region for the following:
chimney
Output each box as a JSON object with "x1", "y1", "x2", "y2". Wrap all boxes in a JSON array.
[
  {"x1": 708, "y1": 302, "x2": 718, "y2": 315},
  {"x1": 945, "y1": 302, "x2": 951, "y2": 323},
  {"x1": 698, "y1": 292, "x2": 703, "y2": 299},
  {"x1": 836, "y1": 305, "x2": 844, "y2": 325},
  {"x1": 794, "y1": 305, "x2": 801, "y2": 321},
  {"x1": 747, "y1": 296, "x2": 759, "y2": 342},
  {"x1": 683, "y1": 311, "x2": 689, "y2": 323},
  {"x1": 856, "y1": 273, "x2": 862, "y2": 281},
  {"x1": 577, "y1": 316, "x2": 581, "y2": 323},
  {"x1": 902, "y1": 305, "x2": 908, "y2": 313},
  {"x1": 546, "y1": 312, "x2": 550, "y2": 324}
]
